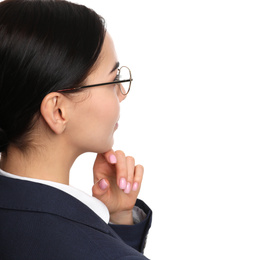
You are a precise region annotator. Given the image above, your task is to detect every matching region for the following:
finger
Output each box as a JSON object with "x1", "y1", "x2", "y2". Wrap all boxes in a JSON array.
[
  {"x1": 115, "y1": 150, "x2": 128, "y2": 190},
  {"x1": 124, "y1": 156, "x2": 135, "y2": 194},
  {"x1": 93, "y1": 151, "x2": 116, "y2": 184},
  {"x1": 93, "y1": 153, "x2": 107, "y2": 183},
  {"x1": 93, "y1": 153, "x2": 104, "y2": 183},
  {"x1": 92, "y1": 178, "x2": 110, "y2": 198},
  {"x1": 103, "y1": 149, "x2": 117, "y2": 164},
  {"x1": 132, "y1": 164, "x2": 144, "y2": 192}
]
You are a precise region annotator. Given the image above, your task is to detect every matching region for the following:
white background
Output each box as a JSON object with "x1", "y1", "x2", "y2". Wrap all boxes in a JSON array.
[{"x1": 69, "y1": 1, "x2": 260, "y2": 259}]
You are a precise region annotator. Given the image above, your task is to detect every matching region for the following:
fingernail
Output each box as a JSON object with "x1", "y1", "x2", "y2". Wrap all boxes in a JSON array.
[
  {"x1": 124, "y1": 182, "x2": 131, "y2": 194},
  {"x1": 98, "y1": 179, "x2": 108, "y2": 190},
  {"x1": 119, "y1": 178, "x2": 127, "y2": 190},
  {"x1": 109, "y1": 154, "x2": 117, "y2": 164},
  {"x1": 132, "y1": 182, "x2": 139, "y2": 191}
]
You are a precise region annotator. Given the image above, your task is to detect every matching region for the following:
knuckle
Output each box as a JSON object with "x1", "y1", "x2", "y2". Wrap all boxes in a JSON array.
[
  {"x1": 115, "y1": 150, "x2": 125, "y2": 157},
  {"x1": 136, "y1": 164, "x2": 144, "y2": 171},
  {"x1": 126, "y1": 156, "x2": 135, "y2": 164}
]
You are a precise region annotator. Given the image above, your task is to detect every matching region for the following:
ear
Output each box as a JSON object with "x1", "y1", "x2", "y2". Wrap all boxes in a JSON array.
[{"x1": 40, "y1": 93, "x2": 68, "y2": 135}]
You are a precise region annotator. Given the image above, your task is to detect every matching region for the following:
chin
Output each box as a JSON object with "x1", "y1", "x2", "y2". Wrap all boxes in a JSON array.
[{"x1": 95, "y1": 138, "x2": 114, "y2": 154}]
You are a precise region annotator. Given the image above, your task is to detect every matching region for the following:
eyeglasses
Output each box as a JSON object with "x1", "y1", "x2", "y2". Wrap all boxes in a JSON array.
[{"x1": 57, "y1": 66, "x2": 133, "y2": 95}]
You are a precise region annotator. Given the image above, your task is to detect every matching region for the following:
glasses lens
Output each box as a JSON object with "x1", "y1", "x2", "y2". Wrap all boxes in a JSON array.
[{"x1": 119, "y1": 66, "x2": 131, "y2": 95}]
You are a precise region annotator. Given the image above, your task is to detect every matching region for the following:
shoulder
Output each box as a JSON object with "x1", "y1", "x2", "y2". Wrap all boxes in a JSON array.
[
  {"x1": 0, "y1": 209, "x2": 148, "y2": 259},
  {"x1": 0, "y1": 176, "x2": 149, "y2": 259}
]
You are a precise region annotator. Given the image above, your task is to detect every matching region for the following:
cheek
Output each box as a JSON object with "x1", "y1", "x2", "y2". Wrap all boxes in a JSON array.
[
  {"x1": 88, "y1": 99, "x2": 119, "y2": 151},
  {"x1": 98, "y1": 98, "x2": 120, "y2": 129},
  {"x1": 70, "y1": 95, "x2": 120, "y2": 153}
]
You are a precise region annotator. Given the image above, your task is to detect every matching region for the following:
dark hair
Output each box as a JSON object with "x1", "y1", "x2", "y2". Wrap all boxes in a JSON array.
[{"x1": 0, "y1": 0, "x2": 106, "y2": 153}]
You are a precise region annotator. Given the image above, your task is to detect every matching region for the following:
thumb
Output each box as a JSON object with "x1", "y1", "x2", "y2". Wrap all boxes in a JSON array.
[{"x1": 92, "y1": 178, "x2": 109, "y2": 198}]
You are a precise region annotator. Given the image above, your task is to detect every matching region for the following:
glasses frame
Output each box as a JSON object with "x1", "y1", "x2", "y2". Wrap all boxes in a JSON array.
[{"x1": 57, "y1": 66, "x2": 133, "y2": 95}]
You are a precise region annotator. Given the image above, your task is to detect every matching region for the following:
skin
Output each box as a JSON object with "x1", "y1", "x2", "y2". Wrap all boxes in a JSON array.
[{"x1": 0, "y1": 33, "x2": 143, "y2": 225}]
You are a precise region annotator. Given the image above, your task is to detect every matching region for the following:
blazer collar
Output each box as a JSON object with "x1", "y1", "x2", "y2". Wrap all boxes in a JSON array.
[
  {"x1": 0, "y1": 175, "x2": 116, "y2": 237},
  {"x1": 0, "y1": 169, "x2": 109, "y2": 223}
]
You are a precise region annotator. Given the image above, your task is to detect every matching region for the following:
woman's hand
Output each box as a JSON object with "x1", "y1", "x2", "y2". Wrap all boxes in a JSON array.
[{"x1": 92, "y1": 150, "x2": 144, "y2": 225}]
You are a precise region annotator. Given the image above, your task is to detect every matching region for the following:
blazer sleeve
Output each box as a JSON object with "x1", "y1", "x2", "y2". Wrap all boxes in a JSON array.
[{"x1": 108, "y1": 199, "x2": 152, "y2": 254}]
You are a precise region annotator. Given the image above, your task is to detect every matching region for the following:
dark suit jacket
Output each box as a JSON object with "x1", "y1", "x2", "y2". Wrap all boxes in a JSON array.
[{"x1": 0, "y1": 176, "x2": 152, "y2": 259}]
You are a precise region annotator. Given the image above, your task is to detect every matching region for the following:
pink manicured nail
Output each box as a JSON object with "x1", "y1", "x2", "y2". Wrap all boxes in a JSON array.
[
  {"x1": 124, "y1": 182, "x2": 131, "y2": 194},
  {"x1": 98, "y1": 179, "x2": 108, "y2": 190},
  {"x1": 132, "y1": 182, "x2": 139, "y2": 191},
  {"x1": 119, "y1": 178, "x2": 127, "y2": 190},
  {"x1": 109, "y1": 154, "x2": 117, "y2": 164}
]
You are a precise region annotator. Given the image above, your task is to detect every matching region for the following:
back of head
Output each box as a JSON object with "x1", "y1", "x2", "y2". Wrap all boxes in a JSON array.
[{"x1": 0, "y1": 0, "x2": 106, "y2": 153}]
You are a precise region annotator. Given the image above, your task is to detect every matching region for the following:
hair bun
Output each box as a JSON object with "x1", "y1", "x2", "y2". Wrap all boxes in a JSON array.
[{"x1": 0, "y1": 127, "x2": 8, "y2": 152}]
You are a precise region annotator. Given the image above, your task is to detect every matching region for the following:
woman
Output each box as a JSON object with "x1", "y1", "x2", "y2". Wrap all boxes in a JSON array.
[{"x1": 0, "y1": 0, "x2": 152, "y2": 259}]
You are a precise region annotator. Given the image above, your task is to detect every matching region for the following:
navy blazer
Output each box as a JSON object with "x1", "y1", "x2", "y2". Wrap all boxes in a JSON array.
[{"x1": 0, "y1": 176, "x2": 152, "y2": 259}]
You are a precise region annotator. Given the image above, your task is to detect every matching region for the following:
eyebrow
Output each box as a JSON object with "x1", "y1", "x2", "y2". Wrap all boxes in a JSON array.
[{"x1": 110, "y1": 62, "x2": 120, "y2": 74}]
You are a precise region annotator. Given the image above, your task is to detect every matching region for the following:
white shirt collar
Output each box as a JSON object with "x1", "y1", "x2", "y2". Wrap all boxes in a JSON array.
[{"x1": 0, "y1": 169, "x2": 110, "y2": 223}]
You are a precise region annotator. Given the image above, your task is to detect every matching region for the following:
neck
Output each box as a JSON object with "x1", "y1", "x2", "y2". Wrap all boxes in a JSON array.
[{"x1": 0, "y1": 142, "x2": 78, "y2": 185}]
